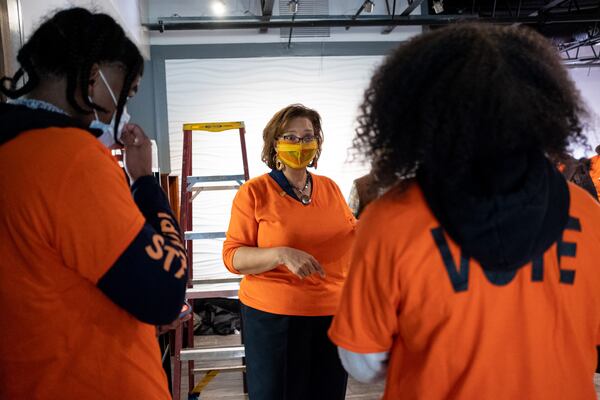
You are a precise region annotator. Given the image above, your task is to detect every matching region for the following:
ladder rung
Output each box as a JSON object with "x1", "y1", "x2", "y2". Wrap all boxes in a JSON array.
[
  {"x1": 186, "y1": 287, "x2": 239, "y2": 299},
  {"x1": 189, "y1": 186, "x2": 240, "y2": 201},
  {"x1": 185, "y1": 231, "x2": 226, "y2": 240},
  {"x1": 193, "y1": 365, "x2": 246, "y2": 374},
  {"x1": 190, "y1": 277, "x2": 242, "y2": 285},
  {"x1": 189, "y1": 185, "x2": 241, "y2": 193},
  {"x1": 180, "y1": 345, "x2": 245, "y2": 362},
  {"x1": 187, "y1": 175, "x2": 246, "y2": 184}
]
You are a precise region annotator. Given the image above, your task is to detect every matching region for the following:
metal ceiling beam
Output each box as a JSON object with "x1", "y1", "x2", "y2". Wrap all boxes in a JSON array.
[
  {"x1": 382, "y1": 0, "x2": 397, "y2": 34},
  {"x1": 287, "y1": 12, "x2": 296, "y2": 48},
  {"x1": 259, "y1": 0, "x2": 275, "y2": 33},
  {"x1": 146, "y1": 14, "x2": 600, "y2": 31},
  {"x1": 385, "y1": 0, "x2": 393, "y2": 14},
  {"x1": 529, "y1": 0, "x2": 570, "y2": 16},
  {"x1": 400, "y1": 0, "x2": 428, "y2": 16},
  {"x1": 559, "y1": 33, "x2": 600, "y2": 51},
  {"x1": 383, "y1": 0, "x2": 427, "y2": 34},
  {"x1": 346, "y1": 1, "x2": 370, "y2": 31},
  {"x1": 560, "y1": 45, "x2": 600, "y2": 65}
]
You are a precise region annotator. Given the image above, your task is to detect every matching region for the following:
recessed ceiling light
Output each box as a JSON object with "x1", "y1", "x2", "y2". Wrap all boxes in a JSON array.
[{"x1": 212, "y1": 0, "x2": 226, "y2": 16}]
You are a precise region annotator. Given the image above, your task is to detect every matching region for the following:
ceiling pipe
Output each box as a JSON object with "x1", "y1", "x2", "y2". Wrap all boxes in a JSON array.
[{"x1": 146, "y1": 14, "x2": 600, "y2": 31}]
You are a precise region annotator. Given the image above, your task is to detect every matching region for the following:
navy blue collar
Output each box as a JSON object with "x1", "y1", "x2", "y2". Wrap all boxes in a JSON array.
[
  {"x1": 268, "y1": 169, "x2": 312, "y2": 203},
  {"x1": 0, "y1": 102, "x2": 102, "y2": 146}
]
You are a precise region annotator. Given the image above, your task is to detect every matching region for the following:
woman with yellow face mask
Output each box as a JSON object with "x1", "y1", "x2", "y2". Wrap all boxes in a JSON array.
[{"x1": 222, "y1": 104, "x2": 356, "y2": 400}]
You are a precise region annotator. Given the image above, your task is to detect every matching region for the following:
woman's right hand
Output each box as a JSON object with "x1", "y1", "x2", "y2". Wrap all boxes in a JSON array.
[{"x1": 278, "y1": 247, "x2": 326, "y2": 279}]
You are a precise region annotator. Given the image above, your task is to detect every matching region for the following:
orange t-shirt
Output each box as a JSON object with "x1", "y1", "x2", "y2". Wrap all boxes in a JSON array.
[
  {"x1": 0, "y1": 128, "x2": 171, "y2": 399},
  {"x1": 329, "y1": 181, "x2": 600, "y2": 400},
  {"x1": 589, "y1": 155, "x2": 600, "y2": 202},
  {"x1": 222, "y1": 173, "x2": 356, "y2": 316}
]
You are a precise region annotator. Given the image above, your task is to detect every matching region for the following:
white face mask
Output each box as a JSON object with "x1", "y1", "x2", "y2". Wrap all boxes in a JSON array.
[{"x1": 89, "y1": 69, "x2": 130, "y2": 148}]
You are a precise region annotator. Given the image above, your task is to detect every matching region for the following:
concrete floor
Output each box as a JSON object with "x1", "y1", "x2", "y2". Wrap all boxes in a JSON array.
[
  {"x1": 175, "y1": 335, "x2": 600, "y2": 400},
  {"x1": 176, "y1": 334, "x2": 384, "y2": 400},
  {"x1": 180, "y1": 371, "x2": 600, "y2": 400},
  {"x1": 179, "y1": 367, "x2": 385, "y2": 400}
]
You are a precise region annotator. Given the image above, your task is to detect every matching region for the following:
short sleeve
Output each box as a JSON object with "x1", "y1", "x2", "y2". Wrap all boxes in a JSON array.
[
  {"x1": 55, "y1": 144, "x2": 145, "y2": 284},
  {"x1": 329, "y1": 205, "x2": 399, "y2": 353},
  {"x1": 222, "y1": 183, "x2": 259, "y2": 274}
]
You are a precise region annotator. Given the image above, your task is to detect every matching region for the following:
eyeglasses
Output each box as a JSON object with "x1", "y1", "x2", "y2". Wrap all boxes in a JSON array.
[{"x1": 279, "y1": 134, "x2": 317, "y2": 144}]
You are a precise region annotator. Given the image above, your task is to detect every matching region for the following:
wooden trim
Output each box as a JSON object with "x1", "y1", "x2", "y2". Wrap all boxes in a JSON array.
[
  {"x1": 0, "y1": 0, "x2": 9, "y2": 102},
  {"x1": 0, "y1": 0, "x2": 23, "y2": 102},
  {"x1": 159, "y1": 173, "x2": 181, "y2": 222}
]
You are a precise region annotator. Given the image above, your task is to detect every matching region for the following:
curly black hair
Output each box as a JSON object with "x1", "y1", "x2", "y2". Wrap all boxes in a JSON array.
[
  {"x1": 0, "y1": 8, "x2": 143, "y2": 143},
  {"x1": 354, "y1": 24, "x2": 588, "y2": 193}
]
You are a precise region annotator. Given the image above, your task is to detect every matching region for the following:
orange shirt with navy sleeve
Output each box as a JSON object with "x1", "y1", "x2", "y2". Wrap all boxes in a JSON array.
[
  {"x1": 223, "y1": 173, "x2": 356, "y2": 316},
  {"x1": 329, "y1": 181, "x2": 600, "y2": 400},
  {"x1": 0, "y1": 126, "x2": 172, "y2": 399}
]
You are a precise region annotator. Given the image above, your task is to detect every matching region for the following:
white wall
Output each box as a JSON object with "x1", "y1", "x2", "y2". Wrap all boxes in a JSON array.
[
  {"x1": 108, "y1": 0, "x2": 147, "y2": 55},
  {"x1": 165, "y1": 55, "x2": 380, "y2": 281},
  {"x1": 19, "y1": 0, "x2": 149, "y2": 58},
  {"x1": 568, "y1": 67, "x2": 600, "y2": 156},
  {"x1": 166, "y1": 55, "x2": 380, "y2": 197}
]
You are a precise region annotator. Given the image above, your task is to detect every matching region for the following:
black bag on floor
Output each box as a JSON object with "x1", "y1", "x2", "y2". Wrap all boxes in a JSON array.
[{"x1": 193, "y1": 298, "x2": 241, "y2": 335}]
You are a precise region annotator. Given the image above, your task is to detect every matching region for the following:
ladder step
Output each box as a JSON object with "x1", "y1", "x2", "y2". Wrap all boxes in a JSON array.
[
  {"x1": 185, "y1": 231, "x2": 226, "y2": 240},
  {"x1": 190, "y1": 277, "x2": 242, "y2": 285},
  {"x1": 186, "y1": 287, "x2": 239, "y2": 299},
  {"x1": 187, "y1": 175, "x2": 246, "y2": 184},
  {"x1": 189, "y1": 185, "x2": 241, "y2": 193},
  {"x1": 193, "y1": 365, "x2": 246, "y2": 374},
  {"x1": 180, "y1": 345, "x2": 245, "y2": 362}
]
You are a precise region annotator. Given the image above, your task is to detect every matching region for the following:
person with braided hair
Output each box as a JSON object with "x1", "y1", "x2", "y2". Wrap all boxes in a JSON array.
[{"x1": 0, "y1": 8, "x2": 185, "y2": 399}]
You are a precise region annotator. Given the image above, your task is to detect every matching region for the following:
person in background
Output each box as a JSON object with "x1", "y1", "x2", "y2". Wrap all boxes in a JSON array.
[
  {"x1": 222, "y1": 104, "x2": 356, "y2": 400},
  {"x1": 556, "y1": 153, "x2": 598, "y2": 200},
  {"x1": 559, "y1": 146, "x2": 600, "y2": 374},
  {"x1": 347, "y1": 170, "x2": 394, "y2": 218},
  {"x1": 347, "y1": 172, "x2": 379, "y2": 218},
  {"x1": 0, "y1": 8, "x2": 186, "y2": 399},
  {"x1": 329, "y1": 24, "x2": 600, "y2": 399},
  {"x1": 588, "y1": 145, "x2": 600, "y2": 202}
]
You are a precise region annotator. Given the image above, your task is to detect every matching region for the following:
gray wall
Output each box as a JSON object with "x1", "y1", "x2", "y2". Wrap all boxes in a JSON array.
[{"x1": 127, "y1": 58, "x2": 156, "y2": 140}]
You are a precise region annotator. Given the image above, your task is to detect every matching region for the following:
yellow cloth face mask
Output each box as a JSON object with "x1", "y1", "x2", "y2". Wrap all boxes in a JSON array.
[{"x1": 276, "y1": 140, "x2": 318, "y2": 169}]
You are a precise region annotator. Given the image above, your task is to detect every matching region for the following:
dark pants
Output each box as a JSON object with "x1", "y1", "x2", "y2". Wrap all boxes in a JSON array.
[{"x1": 241, "y1": 304, "x2": 348, "y2": 400}]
